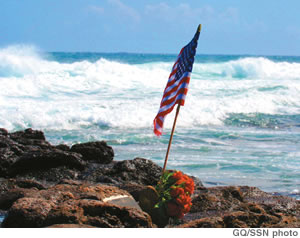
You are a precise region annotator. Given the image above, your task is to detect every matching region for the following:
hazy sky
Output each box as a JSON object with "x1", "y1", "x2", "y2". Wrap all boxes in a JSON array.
[{"x1": 1, "y1": 0, "x2": 300, "y2": 55}]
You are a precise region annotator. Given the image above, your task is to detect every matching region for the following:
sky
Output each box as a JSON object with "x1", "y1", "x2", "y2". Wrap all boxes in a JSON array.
[{"x1": 1, "y1": 0, "x2": 300, "y2": 55}]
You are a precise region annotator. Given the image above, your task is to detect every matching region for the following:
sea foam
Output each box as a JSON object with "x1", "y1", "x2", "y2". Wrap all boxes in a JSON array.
[{"x1": 0, "y1": 45, "x2": 300, "y2": 132}]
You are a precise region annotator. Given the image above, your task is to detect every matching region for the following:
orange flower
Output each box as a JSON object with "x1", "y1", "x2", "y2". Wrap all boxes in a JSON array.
[
  {"x1": 157, "y1": 170, "x2": 194, "y2": 219},
  {"x1": 172, "y1": 171, "x2": 183, "y2": 180},
  {"x1": 176, "y1": 194, "x2": 192, "y2": 207},
  {"x1": 184, "y1": 179, "x2": 195, "y2": 195},
  {"x1": 170, "y1": 187, "x2": 185, "y2": 198},
  {"x1": 183, "y1": 202, "x2": 192, "y2": 213},
  {"x1": 175, "y1": 178, "x2": 186, "y2": 186}
]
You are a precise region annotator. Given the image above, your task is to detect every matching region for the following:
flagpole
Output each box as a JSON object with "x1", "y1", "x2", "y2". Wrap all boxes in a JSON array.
[{"x1": 162, "y1": 104, "x2": 181, "y2": 174}]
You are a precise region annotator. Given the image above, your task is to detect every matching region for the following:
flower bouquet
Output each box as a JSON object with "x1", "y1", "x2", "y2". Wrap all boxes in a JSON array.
[{"x1": 155, "y1": 170, "x2": 195, "y2": 220}]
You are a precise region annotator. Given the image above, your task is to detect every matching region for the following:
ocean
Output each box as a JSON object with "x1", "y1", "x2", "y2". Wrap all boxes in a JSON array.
[{"x1": 0, "y1": 45, "x2": 299, "y2": 199}]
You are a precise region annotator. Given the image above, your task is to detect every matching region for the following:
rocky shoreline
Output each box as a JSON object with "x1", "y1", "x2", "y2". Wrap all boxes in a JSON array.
[{"x1": 0, "y1": 128, "x2": 299, "y2": 228}]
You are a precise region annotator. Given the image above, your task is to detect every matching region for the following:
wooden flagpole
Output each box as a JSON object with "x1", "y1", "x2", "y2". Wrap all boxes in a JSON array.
[{"x1": 162, "y1": 104, "x2": 181, "y2": 174}]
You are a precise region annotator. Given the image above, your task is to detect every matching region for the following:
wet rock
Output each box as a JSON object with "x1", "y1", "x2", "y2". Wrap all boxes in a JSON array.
[{"x1": 71, "y1": 141, "x2": 114, "y2": 164}]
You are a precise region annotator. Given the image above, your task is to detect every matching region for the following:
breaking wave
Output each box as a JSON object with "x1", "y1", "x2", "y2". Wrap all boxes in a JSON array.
[{"x1": 0, "y1": 45, "x2": 300, "y2": 131}]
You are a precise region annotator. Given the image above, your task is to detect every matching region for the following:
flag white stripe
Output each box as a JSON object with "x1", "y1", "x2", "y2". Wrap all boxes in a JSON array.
[
  {"x1": 162, "y1": 80, "x2": 189, "y2": 103},
  {"x1": 164, "y1": 72, "x2": 190, "y2": 95},
  {"x1": 158, "y1": 91, "x2": 187, "y2": 114}
]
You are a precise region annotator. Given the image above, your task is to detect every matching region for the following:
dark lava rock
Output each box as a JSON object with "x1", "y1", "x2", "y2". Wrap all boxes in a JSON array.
[
  {"x1": 9, "y1": 150, "x2": 86, "y2": 176},
  {"x1": 112, "y1": 158, "x2": 162, "y2": 185},
  {"x1": 54, "y1": 144, "x2": 70, "y2": 151},
  {"x1": 0, "y1": 128, "x2": 8, "y2": 136},
  {"x1": 0, "y1": 148, "x2": 19, "y2": 177},
  {"x1": 71, "y1": 141, "x2": 114, "y2": 164},
  {"x1": 80, "y1": 158, "x2": 163, "y2": 186},
  {"x1": 10, "y1": 128, "x2": 46, "y2": 141}
]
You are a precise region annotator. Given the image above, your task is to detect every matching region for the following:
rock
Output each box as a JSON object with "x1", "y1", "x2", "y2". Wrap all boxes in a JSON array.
[
  {"x1": 0, "y1": 188, "x2": 38, "y2": 210},
  {"x1": 181, "y1": 186, "x2": 300, "y2": 228},
  {"x1": 189, "y1": 186, "x2": 244, "y2": 217},
  {"x1": 118, "y1": 183, "x2": 147, "y2": 201},
  {"x1": 10, "y1": 128, "x2": 46, "y2": 141},
  {"x1": 180, "y1": 209, "x2": 300, "y2": 228},
  {"x1": 111, "y1": 158, "x2": 162, "y2": 185},
  {"x1": 138, "y1": 185, "x2": 168, "y2": 227},
  {"x1": 2, "y1": 182, "x2": 154, "y2": 228},
  {"x1": 54, "y1": 144, "x2": 70, "y2": 151},
  {"x1": 103, "y1": 194, "x2": 142, "y2": 211},
  {"x1": 71, "y1": 141, "x2": 114, "y2": 164},
  {"x1": 3, "y1": 197, "x2": 54, "y2": 228},
  {"x1": 13, "y1": 179, "x2": 46, "y2": 190},
  {"x1": 0, "y1": 148, "x2": 19, "y2": 177},
  {"x1": 79, "y1": 158, "x2": 162, "y2": 186},
  {"x1": 9, "y1": 128, "x2": 51, "y2": 149},
  {"x1": 14, "y1": 167, "x2": 81, "y2": 182},
  {"x1": 179, "y1": 217, "x2": 225, "y2": 228},
  {"x1": 9, "y1": 150, "x2": 86, "y2": 176},
  {"x1": 240, "y1": 186, "x2": 299, "y2": 217},
  {"x1": 0, "y1": 128, "x2": 8, "y2": 136},
  {"x1": 0, "y1": 178, "x2": 46, "y2": 211},
  {"x1": 80, "y1": 199, "x2": 153, "y2": 228}
]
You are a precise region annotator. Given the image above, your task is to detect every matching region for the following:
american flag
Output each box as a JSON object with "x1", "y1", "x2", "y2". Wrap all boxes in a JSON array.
[{"x1": 153, "y1": 26, "x2": 201, "y2": 136}]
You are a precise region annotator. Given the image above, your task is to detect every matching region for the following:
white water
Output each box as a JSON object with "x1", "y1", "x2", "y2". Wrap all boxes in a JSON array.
[{"x1": 0, "y1": 45, "x2": 300, "y2": 132}]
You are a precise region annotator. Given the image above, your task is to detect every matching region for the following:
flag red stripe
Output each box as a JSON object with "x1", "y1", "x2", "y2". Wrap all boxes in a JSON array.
[
  {"x1": 156, "y1": 98, "x2": 185, "y2": 119},
  {"x1": 161, "y1": 76, "x2": 190, "y2": 102},
  {"x1": 160, "y1": 87, "x2": 188, "y2": 108}
]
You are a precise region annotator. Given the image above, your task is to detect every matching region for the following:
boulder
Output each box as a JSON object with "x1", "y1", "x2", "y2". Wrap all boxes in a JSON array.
[
  {"x1": 71, "y1": 141, "x2": 114, "y2": 164},
  {"x1": 0, "y1": 128, "x2": 8, "y2": 136},
  {"x1": 9, "y1": 150, "x2": 86, "y2": 176},
  {"x1": 80, "y1": 158, "x2": 163, "y2": 186},
  {"x1": 9, "y1": 128, "x2": 46, "y2": 141},
  {"x1": 0, "y1": 148, "x2": 19, "y2": 177}
]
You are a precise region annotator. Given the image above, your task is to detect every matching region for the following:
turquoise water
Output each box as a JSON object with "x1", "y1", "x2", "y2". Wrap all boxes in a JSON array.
[{"x1": 0, "y1": 45, "x2": 299, "y2": 198}]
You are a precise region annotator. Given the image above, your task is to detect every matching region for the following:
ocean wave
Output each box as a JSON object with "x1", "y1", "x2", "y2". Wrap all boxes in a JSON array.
[
  {"x1": 0, "y1": 45, "x2": 300, "y2": 131},
  {"x1": 194, "y1": 57, "x2": 300, "y2": 80}
]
